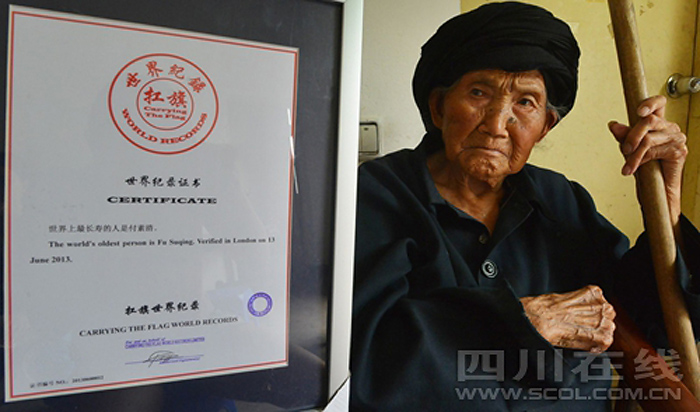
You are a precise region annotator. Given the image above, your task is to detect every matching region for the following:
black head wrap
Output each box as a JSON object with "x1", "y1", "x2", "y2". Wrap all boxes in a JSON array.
[{"x1": 413, "y1": 1, "x2": 580, "y2": 150}]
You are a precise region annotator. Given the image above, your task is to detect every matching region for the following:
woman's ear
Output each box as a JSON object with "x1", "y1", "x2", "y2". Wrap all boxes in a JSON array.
[
  {"x1": 538, "y1": 108, "x2": 558, "y2": 142},
  {"x1": 428, "y1": 89, "x2": 445, "y2": 131}
]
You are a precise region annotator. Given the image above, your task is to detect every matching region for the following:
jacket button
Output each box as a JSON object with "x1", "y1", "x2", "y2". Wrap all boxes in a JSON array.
[
  {"x1": 478, "y1": 232, "x2": 489, "y2": 244},
  {"x1": 481, "y1": 259, "x2": 498, "y2": 278}
]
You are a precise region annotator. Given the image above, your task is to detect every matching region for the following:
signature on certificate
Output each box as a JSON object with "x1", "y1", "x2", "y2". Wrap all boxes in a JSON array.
[{"x1": 127, "y1": 350, "x2": 203, "y2": 367}]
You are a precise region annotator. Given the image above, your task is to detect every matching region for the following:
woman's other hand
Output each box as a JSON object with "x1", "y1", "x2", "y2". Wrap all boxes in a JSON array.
[
  {"x1": 520, "y1": 285, "x2": 616, "y2": 353},
  {"x1": 608, "y1": 95, "x2": 688, "y2": 224}
]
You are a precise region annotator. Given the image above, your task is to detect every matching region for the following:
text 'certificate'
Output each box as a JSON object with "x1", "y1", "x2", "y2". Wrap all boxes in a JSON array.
[{"x1": 4, "y1": 6, "x2": 296, "y2": 401}]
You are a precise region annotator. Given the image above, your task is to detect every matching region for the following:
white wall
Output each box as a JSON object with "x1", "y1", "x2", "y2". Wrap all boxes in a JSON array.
[{"x1": 360, "y1": 0, "x2": 460, "y2": 156}]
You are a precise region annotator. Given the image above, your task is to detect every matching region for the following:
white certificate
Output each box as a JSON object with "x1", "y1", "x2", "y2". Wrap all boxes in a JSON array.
[{"x1": 4, "y1": 6, "x2": 296, "y2": 401}]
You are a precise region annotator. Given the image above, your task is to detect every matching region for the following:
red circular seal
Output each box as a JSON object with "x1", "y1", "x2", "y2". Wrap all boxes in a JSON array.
[{"x1": 109, "y1": 54, "x2": 219, "y2": 155}]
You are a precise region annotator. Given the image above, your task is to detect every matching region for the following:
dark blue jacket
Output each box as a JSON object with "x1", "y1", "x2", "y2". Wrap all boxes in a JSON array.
[{"x1": 351, "y1": 142, "x2": 700, "y2": 411}]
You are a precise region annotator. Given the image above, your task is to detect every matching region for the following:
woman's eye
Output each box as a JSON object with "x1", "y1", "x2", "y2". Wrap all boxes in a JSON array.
[
  {"x1": 518, "y1": 98, "x2": 534, "y2": 107},
  {"x1": 470, "y1": 88, "x2": 484, "y2": 97}
]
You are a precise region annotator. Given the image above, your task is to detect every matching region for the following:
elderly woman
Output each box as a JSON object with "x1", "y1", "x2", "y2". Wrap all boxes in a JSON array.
[{"x1": 351, "y1": 2, "x2": 700, "y2": 411}]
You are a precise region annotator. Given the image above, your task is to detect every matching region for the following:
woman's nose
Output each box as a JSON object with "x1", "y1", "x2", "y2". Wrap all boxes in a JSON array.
[{"x1": 479, "y1": 103, "x2": 511, "y2": 137}]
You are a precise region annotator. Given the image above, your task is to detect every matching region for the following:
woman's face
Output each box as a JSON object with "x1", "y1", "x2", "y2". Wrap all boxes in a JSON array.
[{"x1": 429, "y1": 69, "x2": 556, "y2": 186}]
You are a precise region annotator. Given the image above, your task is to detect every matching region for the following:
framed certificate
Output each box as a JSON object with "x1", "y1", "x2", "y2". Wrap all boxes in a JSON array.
[{"x1": 1, "y1": 0, "x2": 361, "y2": 410}]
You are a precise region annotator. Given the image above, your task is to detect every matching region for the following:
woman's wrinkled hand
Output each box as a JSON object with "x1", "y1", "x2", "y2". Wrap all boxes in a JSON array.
[
  {"x1": 608, "y1": 95, "x2": 687, "y2": 223},
  {"x1": 520, "y1": 285, "x2": 616, "y2": 353}
]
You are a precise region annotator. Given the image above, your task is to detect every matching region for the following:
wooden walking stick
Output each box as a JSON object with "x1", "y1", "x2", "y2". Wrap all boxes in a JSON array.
[{"x1": 608, "y1": 0, "x2": 700, "y2": 398}]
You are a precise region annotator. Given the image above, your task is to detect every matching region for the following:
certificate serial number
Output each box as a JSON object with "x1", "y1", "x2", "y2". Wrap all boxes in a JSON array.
[
  {"x1": 72, "y1": 375, "x2": 104, "y2": 384},
  {"x1": 30, "y1": 375, "x2": 104, "y2": 389}
]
